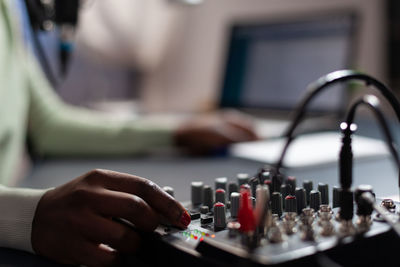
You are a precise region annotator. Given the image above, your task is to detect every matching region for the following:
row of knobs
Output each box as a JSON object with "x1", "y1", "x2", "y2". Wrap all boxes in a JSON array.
[{"x1": 187, "y1": 173, "x2": 375, "y2": 231}]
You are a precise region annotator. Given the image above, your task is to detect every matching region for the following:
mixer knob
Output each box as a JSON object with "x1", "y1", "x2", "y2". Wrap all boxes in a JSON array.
[
  {"x1": 272, "y1": 173, "x2": 283, "y2": 193},
  {"x1": 318, "y1": 183, "x2": 329, "y2": 205},
  {"x1": 310, "y1": 190, "x2": 321, "y2": 212},
  {"x1": 332, "y1": 186, "x2": 340, "y2": 208},
  {"x1": 214, "y1": 202, "x2": 227, "y2": 229},
  {"x1": 260, "y1": 171, "x2": 271, "y2": 184},
  {"x1": 200, "y1": 206, "x2": 209, "y2": 214},
  {"x1": 228, "y1": 182, "x2": 239, "y2": 197},
  {"x1": 285, "y1": 195, "x2": 297, "y2": 213},
  {"x1": 215, "y1": 177, "x2": 228, "y2": 191},
  {"x1": 303, "y1": 180, "x2": 313, "y2": 205},
  {"x1": 287, "y1": 176, "x2": 296, "y2": 195},
  {"x1": 215, "y1": 188, "x2": 226, "y2": 204},
  {"x1": 250, "y1": 178, "x2": 259, "y2": 197},
  {"x1": 191, "y1": 181, "x2": 203, "y2": 206},
  {"x1": 162, "y1": 186, "x2": 174, "y2": 197},
  {"x1": 271, "y1": 192, "x2": 283, "y2": 217},
  {"x1": 237, "y1": 173, "x2": 250, "y2": 186},
  {"x1": 280, "y1": 184, "x2": 290, "y2": 209},
  {"x1": 355, "y1": 184, "x2": 374, "y2": 216},
  {"x1": 295, "y1": 187, "x2": 306, "y2": 214},
  {"x1": 202, "y1": 185, "x2": 214, "y2": 209},
  {"x1": 230, "y1": 192, "x2": 240, "y2": 218}
]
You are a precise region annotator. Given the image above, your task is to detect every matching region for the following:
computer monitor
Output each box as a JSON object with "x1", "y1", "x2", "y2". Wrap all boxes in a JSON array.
[{"x1": 220, "y1": 12, "x2": 357, "y2": 114}]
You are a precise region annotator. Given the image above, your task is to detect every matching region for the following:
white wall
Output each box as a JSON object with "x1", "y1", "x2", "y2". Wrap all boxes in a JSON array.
[{"x1": 140, "y1": 0, "x2": 387, "y2": 112}]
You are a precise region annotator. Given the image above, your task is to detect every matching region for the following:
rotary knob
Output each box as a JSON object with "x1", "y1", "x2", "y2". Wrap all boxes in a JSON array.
[
  {"x1": 303, "y1": 180, "x2": 313, "y2": 205},
  {"x1": 310, "y1": 190, "x2": 321, "y2": 212},
  {"x1": 202, "y1": 185, "x2": 214, "y2": 209},
  {"x1": 285, "y1": 195, "x2": 297, "y2": 213},
  {"x1": 191, "y1": 181, "x2": 203, "y2": 206},
  {"x1": 215, "y1": 188, "x2": 226, "y2": 204},
  {"x1": 318, "y1": 183, "x2": 329, "y2": 205},
  {"x1": 230, "y1": 192, "x2": 240, "y2": 218},
  {"x1": 215, "y1": 177, "x2": 228, "y2": 191},
  {"x1": 271, "y1": 192, "x2": 283, "y2": 217},
  {"x1": 214, "y1": 202, "x2": 227, "y2": 229}
]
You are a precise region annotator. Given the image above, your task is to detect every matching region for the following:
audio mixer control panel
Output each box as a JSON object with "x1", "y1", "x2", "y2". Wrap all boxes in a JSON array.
[{"x1": 154, "y1": 169, "x2": 400, "y2": 267}]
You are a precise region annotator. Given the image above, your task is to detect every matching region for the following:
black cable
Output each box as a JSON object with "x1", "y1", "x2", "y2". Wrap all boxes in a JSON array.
[
  {"x1": 343, "y1": 95, "x2": 400, "y2": 188},
  {"x1": 275, "y1": 70, "x2": 400, "y2": 171}
]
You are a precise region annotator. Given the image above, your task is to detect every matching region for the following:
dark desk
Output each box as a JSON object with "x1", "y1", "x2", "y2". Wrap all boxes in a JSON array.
[{"x1": 2, "y1": 150, "x2": 398, "y2": 265}]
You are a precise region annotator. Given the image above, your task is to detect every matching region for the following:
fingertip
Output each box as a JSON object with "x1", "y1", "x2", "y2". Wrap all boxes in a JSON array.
[{"x1": 178, "y1": 210, "x2": 191, "y2": 228}]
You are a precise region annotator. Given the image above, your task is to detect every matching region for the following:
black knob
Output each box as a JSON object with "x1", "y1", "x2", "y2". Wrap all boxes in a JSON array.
[
  {"x1": 280, "y1": 184, "x2": 290, "y2": 209},
  {"x1": 215, "y1": 189, "x2": 226, "y2": 204},
  {"x1": 295, "y1": 187, "x2": 306, "y2": 214},
  {"x1": 303, "y1": 180, "x2": 313, "y2": 205},
  {"x1": 271, "y1": 192, "x2": 283, "y2": 217},
  {"x1": 250, "y1": 178, "x2": 259, "y2": 197},
  {"x1": 355, "y1": 184, "x2": 374, "y2": 216},
  {"x1": 310, "y1": 190, "x2": 321, "y2": 212},
  {"x1": 191, "y1": 181, "x2": 203, "y2": 206},
  {"x1": 318, "y1": 183, "x2": 329, "y2": 205},
  {"x1": 237, "y1": 173, "x2": 250, "y2": 186},
  {"x1": 230, "y1": 192, "x2": 240, "y2": 218},
  {"x1": 228, "y1": 182, "x2": 239, "y2": 197},
  {"x1": 215, "y1": 177, "x2": 228, "y2": 191},
  {"x1": 285, "y1": 195, "x2": 297, "y2": 213},
  {"x1": 214, "y1": 202, "x2": 227, "y2": 229},
  {"x1": 202, "y1": 185, "x2": 214, "y2": 209},
  {"x1": 260, "y1": 171, "x2": 271, "y2": 184},
  {"x1": 287, "y1": 176, "x2": 296, "y2": 195},
  {"x1": 200, "y1": 206, "x2": 209, "y2": 214},
  {"x1": 272, "y1": 173, "x2": 283, "y2": 193},
  {"x1": 332, "y1": 186, "x2": 340, "y2": 208}
]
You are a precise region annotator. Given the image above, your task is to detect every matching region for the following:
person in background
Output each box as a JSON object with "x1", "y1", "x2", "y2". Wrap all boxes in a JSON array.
[{"x1": 0, "y1": 0, "x2": 257, "y2": 266}]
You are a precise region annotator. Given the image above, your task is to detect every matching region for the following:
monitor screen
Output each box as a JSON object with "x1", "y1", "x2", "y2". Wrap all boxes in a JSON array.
[{"x1": 220, "y1": 13, "x2": 356, "y2": 113}]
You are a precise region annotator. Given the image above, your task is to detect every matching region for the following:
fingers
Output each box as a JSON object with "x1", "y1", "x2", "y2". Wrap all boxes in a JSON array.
[
  {"x1": 92, "y1": 189, "x2": 160, "y2": 231},
  {"x1": 74, "y1": 241, "x2": 120, "y2": 267},
  {"x1": 91, "y1": 170, "x2": 190, "y2": 229},
  {"x1": 80, "y1": 212, "x2": 141, "y2": 253},
  {"x1": 221, "y1": 111, "x2": 259, "y2": 141}
]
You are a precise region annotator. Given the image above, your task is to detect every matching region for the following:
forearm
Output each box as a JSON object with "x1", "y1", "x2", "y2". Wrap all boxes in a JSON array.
[
  {"x1": 0, "y1": 185, "x2": 48, "y2": 252},
  {"x1": 26, "y1": 57, "x2": 174, "y2": 157}
]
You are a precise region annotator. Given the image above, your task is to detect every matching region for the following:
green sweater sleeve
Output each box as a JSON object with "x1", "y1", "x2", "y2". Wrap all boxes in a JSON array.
[{"x1": 26, "y1": 58, "x2": 174, "y2": 157}]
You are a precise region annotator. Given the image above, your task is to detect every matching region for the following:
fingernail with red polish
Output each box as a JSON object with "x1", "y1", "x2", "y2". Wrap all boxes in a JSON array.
[{"x1": 180, "y1": 210, "x2": 191, "y2": 228}]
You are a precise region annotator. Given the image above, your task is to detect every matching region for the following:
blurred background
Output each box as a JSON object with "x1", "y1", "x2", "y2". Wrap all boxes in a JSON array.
[{"x1": 33, "y1": 0, "x2": 394, "y2": 118}]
